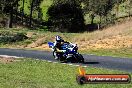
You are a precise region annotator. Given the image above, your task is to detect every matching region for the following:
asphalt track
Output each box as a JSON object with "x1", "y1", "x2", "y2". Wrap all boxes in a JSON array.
[{"x1": 0, "y1": 48, "x2": 132, "y2": 72}]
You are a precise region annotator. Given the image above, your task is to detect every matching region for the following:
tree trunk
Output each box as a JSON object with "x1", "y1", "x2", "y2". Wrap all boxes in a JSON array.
[
  {"x1": 29, "y1": 0, "x2": 34, "y2": 27},
  {"x1": 91, "y1": 14, "x2": 94, "y2": 24},
  {"x1": 91, "y1": 18, "x2": 94, "y2": 24},
  {"x1": 128, "y1": 0, "x2": 132, "y2": 19},
  {"x1": 99, "y1": 15, "x2": 102, "y2": 29},
  {"x1": 116, "y1": 0, "x2": 119, "y2": 18},
  {"x1": 9, "y1": 6, "x2": 13, "y2": 28},
  {"x1": 99, "y1": 15, "x2": 102, "y2": 24},
  {"x1": 22, "y1": 0, "x2": 25, "y2": 24},
  {"x1": 15, "y1": 0, "x2": 19, "y2": 23}
]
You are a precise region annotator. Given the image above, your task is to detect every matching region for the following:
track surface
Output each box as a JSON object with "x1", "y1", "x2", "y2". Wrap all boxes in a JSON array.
[{"x1": 0, "y1": 48, "x2": 132, "y2": 72}]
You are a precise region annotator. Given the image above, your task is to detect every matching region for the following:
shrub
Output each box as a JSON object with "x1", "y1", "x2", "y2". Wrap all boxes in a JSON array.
[
  {"x1": 0, "y1": 32, "x2": 28, "y2": 43},
  {"x1": 47, "y1": 0, "x2": 85, "y2": 33}
]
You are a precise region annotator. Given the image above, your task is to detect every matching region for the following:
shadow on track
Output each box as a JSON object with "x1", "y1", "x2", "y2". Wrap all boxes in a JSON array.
[{"x1": 83, "y1": 62, "x2": 99, "y2": 64}]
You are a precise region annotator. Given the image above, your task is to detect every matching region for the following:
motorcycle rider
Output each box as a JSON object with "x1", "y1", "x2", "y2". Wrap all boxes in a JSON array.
[{"x1": 53, "y1": 35, "x2": 69, "y2": 60}]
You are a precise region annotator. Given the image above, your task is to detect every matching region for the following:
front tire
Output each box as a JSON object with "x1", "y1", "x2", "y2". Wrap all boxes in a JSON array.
[{"x1": 77, "y1": 54, "x2": 84, "y2": 63}]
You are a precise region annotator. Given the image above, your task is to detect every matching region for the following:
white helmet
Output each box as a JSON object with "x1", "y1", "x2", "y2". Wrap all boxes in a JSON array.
[{"x1": 55, "y1": 35, "x2": 64, "y2": 42}]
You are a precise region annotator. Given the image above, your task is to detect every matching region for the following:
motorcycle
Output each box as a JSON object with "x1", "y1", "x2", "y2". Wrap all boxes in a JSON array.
[{"x1": 48, "y1": 42, "x2": 84, "y2": 63}]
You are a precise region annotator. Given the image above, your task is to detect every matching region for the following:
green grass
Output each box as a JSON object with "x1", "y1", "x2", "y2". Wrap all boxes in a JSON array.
[
  {"x1": 80, "y1": 48, "x2": 132, "y2": 58},
  {"x1": 0, "y1": 58, "x2": 132, "y2": 88},
  {"x1": 0, "y1": 28, "x2": 77, "y2": 43},
  {"x1": 0, "y1": 28, "x2": 131, "y2": 59}
]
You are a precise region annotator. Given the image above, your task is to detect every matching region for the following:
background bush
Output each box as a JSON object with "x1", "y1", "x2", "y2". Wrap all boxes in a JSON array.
[
  {"x1": 47, "y1": 0, "x2": 85, "y2": 33},
  {"x1": 0, "y1": 32, "x2": 28, "y2": 44}
]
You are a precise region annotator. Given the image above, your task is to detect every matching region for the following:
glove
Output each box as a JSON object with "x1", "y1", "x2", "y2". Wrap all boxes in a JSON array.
[
  {"x1": 64, "y1": 41, "x2": 70, "y2": 44},
  {"x1": 56, "y1": 48, "x2": 66, "y2": 53}
]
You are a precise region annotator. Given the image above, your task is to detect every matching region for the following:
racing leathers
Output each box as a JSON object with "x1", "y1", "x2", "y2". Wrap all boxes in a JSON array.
[{"x1": 53, "y1": 41, "x2": 69, "y2": 60}]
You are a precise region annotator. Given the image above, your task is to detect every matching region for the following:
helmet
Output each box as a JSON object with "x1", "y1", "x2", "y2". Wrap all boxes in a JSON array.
[{"x1": 55, "y1": 35, "x2": 64, "y2": 42}]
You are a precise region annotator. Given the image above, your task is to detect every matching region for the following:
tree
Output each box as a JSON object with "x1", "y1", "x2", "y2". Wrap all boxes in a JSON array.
[
  {"x1": 114, "y1": 0, "x2": 126, "y2": 18},
  {"x1": 29, "y1": 0, "x2": 43, "y2": 27},
  {"x1": 82, "y1": 0, "x2": 125, "y2": 27},
  {"x1": 29, "y1": 0, "x2": 34, "y2": 27},
  {"x1": 125, "y1": 0, "x2": 132, "y2": 18},
  {"x1": 47, "y1": 0, "x2": 85, "y2": 32},
  {"x1": 83, "y1": 0, "x2": 114, "y2": 23},
  {"x1": 21, "y1": 0, "x2": 25, "y2": 24},
  {"x1": 37, "y1": 0, "x2": 43, "y2": 20},
  {"x1": 0, "y1": 0, "x2": 4, "y2": 12},
  {"x1": 1, "y1": 0, "x2": 20, "y2": 28}
]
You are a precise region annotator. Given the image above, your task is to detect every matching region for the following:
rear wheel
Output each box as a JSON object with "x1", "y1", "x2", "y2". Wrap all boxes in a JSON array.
[
  {"x1": 70, "y1": 57, "x2": 76, "y2": 63},
  {"x1": 67, "y1": 54, "x2": 77, "y2": 63},
  {"x1": 53, "y1": 51, "x2": 66, "y2": 63}
]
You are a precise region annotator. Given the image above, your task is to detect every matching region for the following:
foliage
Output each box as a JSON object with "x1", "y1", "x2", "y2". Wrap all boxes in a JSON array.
[
  {"x1": 0, "y1": 0, "x2": 132, "y2": 31},
  {"x1": 47, "y1": 0, "x2": 85, "y2": 32},
  {"x1": 0, "y1": 32, "x2": 28, "y2": 43},
  {"x1": 82, "y1": 0, "x2": 125, "y2": 25}
]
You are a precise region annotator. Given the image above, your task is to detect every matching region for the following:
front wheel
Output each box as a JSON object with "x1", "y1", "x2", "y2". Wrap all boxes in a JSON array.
[{"x1": 77, "y1": 54, "x2": 84, "y2": 63}]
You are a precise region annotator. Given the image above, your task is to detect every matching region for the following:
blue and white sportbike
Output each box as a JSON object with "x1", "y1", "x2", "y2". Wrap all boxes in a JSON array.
[{"x1": 48, "y1": 42, "x2": 84, "y2": 63}]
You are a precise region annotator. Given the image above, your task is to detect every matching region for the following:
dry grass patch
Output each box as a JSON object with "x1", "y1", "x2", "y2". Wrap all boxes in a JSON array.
[
  {"x1": 34, "y1": 44, "x2": 51, "y2": 51},
  {"x1": 74, "y1": 20, "x2": 132, "y2": 42},
  {"x1": 27, "y1": 37, "x2": 47, "y2": 48},
  {"x1": 0, "y1": 57, "x2": 20, "y2": 64},
  {"x1": 26, "y1": 32, "x2": 36, "y2": 38},
  {"x1": 78, "y1": 35, "x2": 132, "y2": 49},
  {"x1": 73, "y1": 20, "x2": 132, "y2": 50}
]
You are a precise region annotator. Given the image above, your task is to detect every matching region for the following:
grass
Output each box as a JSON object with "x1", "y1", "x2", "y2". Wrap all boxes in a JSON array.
[
  {"x1": 0, "y1": 25, "x2": 132, "y2": 58},
  {"x1": 0, "y1": 58, "x2": 132, "y2": 88},
  {"x1": 0, "y1": 18, "x2": 132, "y2": 54},
  {"x1": 80, "y1": 48, "x2": 132, "y2": 58}
]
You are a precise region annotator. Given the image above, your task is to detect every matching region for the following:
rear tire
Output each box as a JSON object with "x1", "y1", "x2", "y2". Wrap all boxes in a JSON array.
[
  {"x1": 53, "y1": 51, "x2": 66, "y2": 63},
  {"x1": 70, "y1": 57, "x2": 76, "y2": 63}
]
